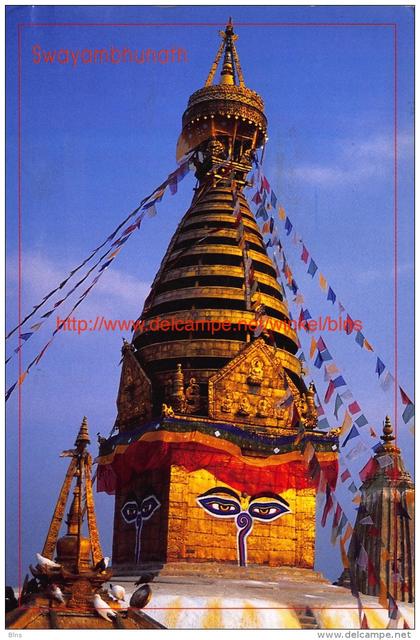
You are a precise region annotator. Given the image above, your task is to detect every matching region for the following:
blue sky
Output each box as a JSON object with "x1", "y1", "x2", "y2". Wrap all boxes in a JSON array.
[{"x1": 6, "y1": 5, "x2": 414, "y2": 586}]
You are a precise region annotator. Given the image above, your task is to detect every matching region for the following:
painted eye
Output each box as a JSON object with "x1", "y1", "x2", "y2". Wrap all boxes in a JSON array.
[
  {"x1": 197, "y1": 496, "x2": 241, "y2": 517},
  {"x1": 121, "y1": 501, "x2": 139, "y2": 524},
  {"x1": 248, "y1": 501, "x2": 290, "y2": 521},
  {"x1": 141, "y1": 495, "x2": 161, "y2": 520}
]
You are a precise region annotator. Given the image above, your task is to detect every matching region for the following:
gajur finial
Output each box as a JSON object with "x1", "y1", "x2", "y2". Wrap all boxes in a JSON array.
[
  {"x1": 204, "y1": 19, "x2": 245, "y2": 88},
  {"x1": 75, "y1": 416, "x2": 90, "y2": 448},
  {"x1": 381, "y1": 415, "x2": 395, "y2": 444}
]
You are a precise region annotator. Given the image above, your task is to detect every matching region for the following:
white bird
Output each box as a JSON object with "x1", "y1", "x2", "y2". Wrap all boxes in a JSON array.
[
  {"x1": 93, "y1": 593, "x2": 117, "y2": 621},
  {"x1": 109, "y1": 584, "x2": 126, "y2": 602},
  {"x1": 36, "y1": 553, "x2": 61, "y2": 569},
  {"x1": 50, "y1": 583, "x2": 65, "y2": 603}
]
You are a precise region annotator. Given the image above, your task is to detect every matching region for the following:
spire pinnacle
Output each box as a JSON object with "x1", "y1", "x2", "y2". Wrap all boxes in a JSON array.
[
  {"x1": 205, "y1": 19, "x2": 245, "y2": 88},
  {"x1": 75, "y1": 415, "x2": 90, "y2": 448},
  {"x1": 379, "y1": 415, "x2": 400, "y2": 454}
]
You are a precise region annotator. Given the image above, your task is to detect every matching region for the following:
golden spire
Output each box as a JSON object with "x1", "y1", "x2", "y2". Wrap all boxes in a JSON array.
[
  {"x1": 205, "y1": 18, "x2": 245, "y2": 87},
  {"x1": 40, "y1": 417, "x2": 103, "y2": 571}
]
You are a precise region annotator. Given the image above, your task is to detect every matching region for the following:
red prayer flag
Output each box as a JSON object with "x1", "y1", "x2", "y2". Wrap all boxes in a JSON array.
[
  {"x1": 361, "y1": 614, "x2": 370, "y2": 629},
  {"x1": 399, "y1": 386, "x2": 412, "y2": 405},
  {"x1": 321, "y1": 485, "x2": 333, "y2": 527},
  {"x1": 301, "y1": 245, "x2": 309, "y2": 264},
  {"x1": 348, "y1": 401, "x2": 361, "y2": 415},
  {"x1": 359, "y1": 457, "x2": 379, "y2": 483},
  {"x1": 340, "y1": 468, "x2": 351, "y2": 483},
  {"x1": 324, "y1": 380, "x2": 335, "y2": 404}
]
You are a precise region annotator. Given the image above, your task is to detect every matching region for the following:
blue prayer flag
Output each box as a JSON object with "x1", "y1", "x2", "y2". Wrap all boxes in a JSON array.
[
  {"x1": 308, "y1": 259, "x2": 318, "y2": 277},
  {"x1": 355, "y1": 331, "x2": 365, "y2": 347},
  {"x1": 402, "y1": 403, "x2": 415, "y2": 424},
  {"x1": 333, "y1": 376, "x2": 346, "y2": 388},
  {"x1": 256, "y1": 205, "x2": 269, "y2": 221},
  {"x1": 375, "y1": 357, "x2": 385, "y2": 378},
  {"x1": 317, "y1": 417, "x2": 330, "y2": 430},
  {"x1": 271, "y1": 191, "x2": 278, "y2": 208},
  {"x1": 285, "y1": 217, "x2": 293, "y2": 235},
  {"x1": 342, "y1": 425, "x2": 359, "y2": 447},
  {"x1": 327, "y1": 287, "x2": 336, "y2": 304},
  {"x1": 314, "y1": 351, "x2": 323, "y2": 369},
  {"x1": 355, "y1": 414, "x2": 368, "y2": 428}
]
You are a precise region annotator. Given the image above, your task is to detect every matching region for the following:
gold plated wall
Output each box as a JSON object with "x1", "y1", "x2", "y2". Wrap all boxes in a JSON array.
[{"x1": 166, "y1": 467, "x2": 316, "y2": 568}]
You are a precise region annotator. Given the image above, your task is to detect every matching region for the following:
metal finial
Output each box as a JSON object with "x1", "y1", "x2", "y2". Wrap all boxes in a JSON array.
[
  {"x1": 381, "y1": 415, "x2": 395, "y2": 444},
  {"x1": 75, "y1": 416, "x2": 90, "y2": 447}
]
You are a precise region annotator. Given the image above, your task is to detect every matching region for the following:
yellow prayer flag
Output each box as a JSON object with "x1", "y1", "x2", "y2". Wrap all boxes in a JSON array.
[
  {"x1": 261, "y1": 221, "x2": 270, "y2": 235},
  {"x1": 341, "y1": 410, "x2": 352, "y2": 436},
  {"x1": 364, "y1": 340, "x2": 374, "y2": 352},
  {"x1": 340, "y1": 538, "x2": 350, "y2": 569},
  {"x1": 352, "y1": 494, "x2": 361, "y2": 505},
  {"x1": 319, "y1": 273, "x2": 328, "y2": 291},
  {"x1": 18, "y1": 371, "x2": 28, "y2": 386},
  {"x1": 278, "y1": 206, "x2": 286, "y2": 221},
  {"x1": 309, "y1": 337, "x2": 317, "y2": 359},
  {"x1": 108, "y1": 247, "x2": 122, "y2": 260},
  {"x1": 342, "y1": 522, "x2": 353, "y2": 544}
]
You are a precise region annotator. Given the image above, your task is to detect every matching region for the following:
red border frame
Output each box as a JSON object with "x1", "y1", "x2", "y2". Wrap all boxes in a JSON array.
[{"x1": 15, "y1": 20, "x2": 399, "y2": 611}]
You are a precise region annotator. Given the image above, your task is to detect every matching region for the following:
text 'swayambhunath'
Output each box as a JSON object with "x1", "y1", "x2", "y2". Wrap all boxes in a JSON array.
[{"x1": 6, "y1": 10, "x2": 414, "y2": 633}]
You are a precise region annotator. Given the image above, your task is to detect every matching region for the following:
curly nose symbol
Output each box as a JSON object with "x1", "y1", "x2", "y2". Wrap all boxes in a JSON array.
[
  {"x1": 235, "y1": 511, "x2": 253, "y2": 567},
  {"x1": 135, "y1": 515, "x2": 143, "y2": 564}
]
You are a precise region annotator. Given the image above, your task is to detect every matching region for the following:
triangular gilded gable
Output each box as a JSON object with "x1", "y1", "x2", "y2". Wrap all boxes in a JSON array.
[
  {"x1": 115, "y1": 346, "x2": 152, "y2": 430},
  {"x1": 208, "y1": 338, "x2": 300, "y2": 429}
]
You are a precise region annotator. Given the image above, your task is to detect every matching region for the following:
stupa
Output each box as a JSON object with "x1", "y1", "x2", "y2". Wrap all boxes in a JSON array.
[{"x1": 97, "y1": 19, "x2": 339, "y2": 572}]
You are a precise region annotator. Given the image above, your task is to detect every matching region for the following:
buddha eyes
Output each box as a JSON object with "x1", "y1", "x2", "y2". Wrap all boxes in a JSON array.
[
  {"x1": 197, "y1": 491, "x2": 291, "y2": 521},
  {"x1": 248, "y1": 501, "x2": 290, "y2": 521},
  {"x1": 141, "y1": 496, "x2": 160, "y2": 518},
  {"x1": 121, "y1": 495, "x2": 161, "y2": 524},
  {"x1": 197, "y1": 496, "x2": 241, "y2": 517},
  {"x1": 121, "y1": 501, "x2": 138, "y2": 524}
]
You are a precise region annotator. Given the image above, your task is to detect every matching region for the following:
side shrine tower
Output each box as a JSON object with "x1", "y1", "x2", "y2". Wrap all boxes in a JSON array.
[{"x1": 97, "y1": 21, "x2": 339, "y2": 571}]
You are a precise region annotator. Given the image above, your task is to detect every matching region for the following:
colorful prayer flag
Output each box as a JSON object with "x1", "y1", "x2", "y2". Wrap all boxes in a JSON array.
[
  {"x1": 327, "y1": 287, "x2": 336, "y2": 304},
  {"x1": 346, "y1": 440, "x2": 368, "y2": 461},
  {"x1": 324, "y1": 380, "x2": 335, "y2": 404},
  {"x1": 270, "y1": 191, "x2": 277, "y2": 208},
  {"x1": 359, "y1": 457, "x2": 378, "y2": 483},
  {"x1": 355, "y1": 331, "x2": 364, "y2": 347},
  {"x1": 341, "y1": 411, "x2": 352, "y2": 436},
  {"x1": 363, "y1": 339, "x2": 374, "y2": 352},
  {"x1": 301, "y1": 245, "x2": 309, "y2": 263},
  {"x1": 334, "y1": 394, "x2": 343, "y2": 419},
  {"x1": 402, "y1": 403, "x2": 415, "y2": 424},
  {"x1": 399, "y1": 386, "x2": 412, "y2": 405},
  {"x1": 284, "y1": 217, "x2": 293, "y2": 235},
  {"x1": 355, "y1": 414, "x2": 368, "y2": 428},
  {"x1": 307, "y1": 258, "x2": 318, "y2": 277},
  {"x1": 333, "y1": 376, "x2": 346, "y2": 388},
  {"x1": 375, "y1": 357, "x2": 386, "y2": 377},
  {"x1": 348, "y1": 401, "x2": 361, "y2": 415},
  {"x1": 319, "y1": 273, "x2": 328, "y2": 291},
  {"x1": 340, "y1": 468, "x2": 351, "y2": 483},
  {"x1": 380, "y1": 371, "x2": 394, "y2": 391},
  {"x1": 314, "y1": 351, "x2": 323, "y2": 369},
  {"x1": 342, "y1": 425, "x2": 359, "y2": 447},
  {"x1": 278, "y1": 206, "x2": 286, "y2": 220}
]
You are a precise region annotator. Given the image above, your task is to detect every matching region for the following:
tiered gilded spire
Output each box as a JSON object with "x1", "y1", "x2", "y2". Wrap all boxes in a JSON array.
[{"x1": 130, "y1": 21, "x2": 304, "y2": 419}]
